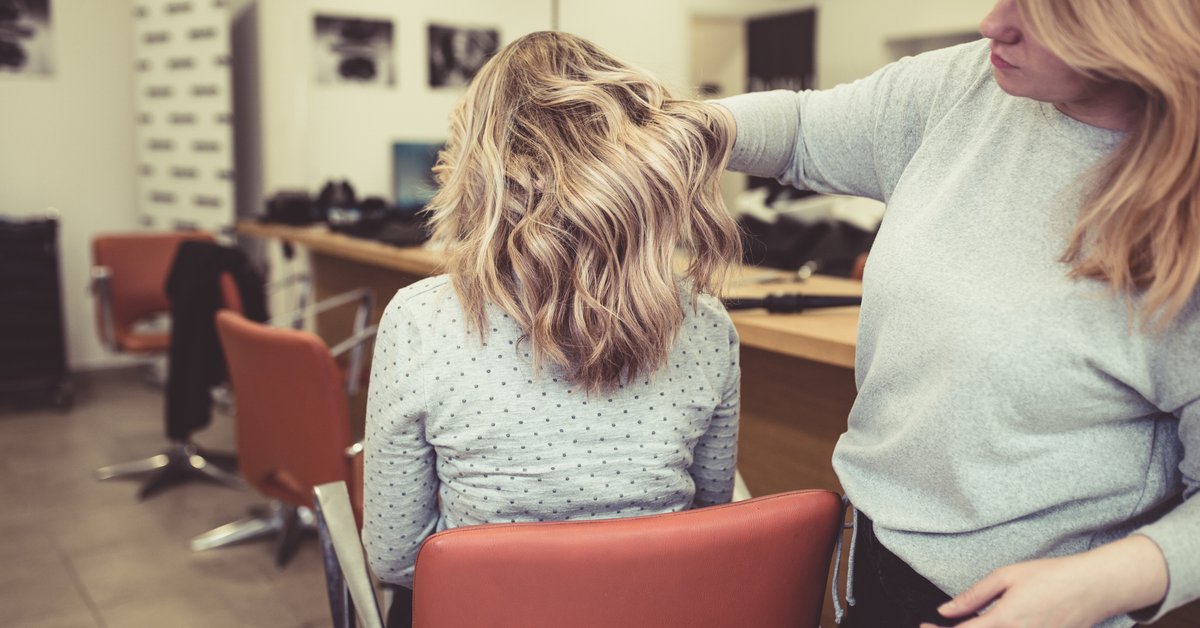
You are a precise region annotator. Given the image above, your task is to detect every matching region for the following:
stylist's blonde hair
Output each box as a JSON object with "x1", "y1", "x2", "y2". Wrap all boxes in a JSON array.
[
  {"x1": 426, "y1": 31, "x2": 741, "y2": 393},
  {"x1": 1017, "y1": 0, "x2": 1200, "y2": 328}
]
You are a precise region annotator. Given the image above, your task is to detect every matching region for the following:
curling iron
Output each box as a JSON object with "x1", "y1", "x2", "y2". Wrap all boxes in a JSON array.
[{"x1": 723, "y1": 293, "x2": 862, "y2": 313}]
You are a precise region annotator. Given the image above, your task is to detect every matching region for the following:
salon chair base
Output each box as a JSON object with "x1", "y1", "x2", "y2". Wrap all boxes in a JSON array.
[
  {"x1": 94, "y1": 440, "x2": 243, "y2": 500},
  {"x1": 191, "y1": 501, "x2": 317, "y2": 567}
]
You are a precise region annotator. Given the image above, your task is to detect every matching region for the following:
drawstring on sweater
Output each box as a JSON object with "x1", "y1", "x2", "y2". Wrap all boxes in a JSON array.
[{"x1": 831, "y1": 494, "x2": 860, "y2": 624}]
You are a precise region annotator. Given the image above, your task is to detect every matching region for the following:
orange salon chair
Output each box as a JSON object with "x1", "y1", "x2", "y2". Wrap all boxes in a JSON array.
[
  {"x1": 91, "y1": 232, "x2": 247, "y2": 495},
  {"x1": 190, "y1": 304, "x2": 373, "y2": 566},
  {"x1": 90, "y1": 231, "x2": 213, "y2": 360},
  {"x1": 313, "y1": 483, "x2": 843, "y2": 628}
]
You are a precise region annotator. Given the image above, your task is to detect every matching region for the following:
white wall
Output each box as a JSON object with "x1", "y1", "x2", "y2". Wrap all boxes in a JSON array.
[
  {"x1": 0, "y1": 0, "x2": 139, "y2": 370},
  {"x1": 687, "y1": 0, "x2": 995, "y2": 89},
  {"x1": 240, "y1": 0, "x2": 691, "y2": 203},
  {"x1": 691, "y1": 15, "x2": 744, "y2": 98},
  {"x1": 245, "y1": 0, "x2": 554, "y2": 202},
  {"x1": 133, "y1": 0, "x2": 236, "y2": 232},
  {"x1": 558, "y1": 0, "x2": 689, "y2": 94},
  {"x1": 816, "y1": 0, "x2": 992, "y2": 88},
  {"x1": 687, "y1": 0, "x2": 994, "y2": 210},
  {"x1": 691, "y1": 15, "x2": 746, "y2": 212}
]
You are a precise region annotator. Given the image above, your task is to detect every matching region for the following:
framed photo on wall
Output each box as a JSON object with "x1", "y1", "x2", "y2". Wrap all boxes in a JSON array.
[
  {"x1": 0, "y1": 0, "x2": 54, "y2": 77},
  {"x1": 427, "y1": 23, "x2": 498, "y2": 88},
  {"x1": 313, "y1": 14, "x2": 395, "y2": 87}
]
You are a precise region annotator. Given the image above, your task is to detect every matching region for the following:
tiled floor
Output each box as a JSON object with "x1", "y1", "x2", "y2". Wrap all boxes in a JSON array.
[{"x1": 0, "y1": 369, "x2": 333, "y2": 628}]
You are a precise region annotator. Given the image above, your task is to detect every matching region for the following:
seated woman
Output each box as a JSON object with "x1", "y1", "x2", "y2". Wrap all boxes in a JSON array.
[{"x1": 362, "y1": 31, "x2": 743, "y2": 626}]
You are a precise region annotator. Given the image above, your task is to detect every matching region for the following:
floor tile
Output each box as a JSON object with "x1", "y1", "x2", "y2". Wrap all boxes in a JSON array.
[
  {"x1": 0, "y1": 369, "x2": 335, "y2": 628},
  {"x1": 0, "y1": 546, "x2": 96, "y2": 627}
]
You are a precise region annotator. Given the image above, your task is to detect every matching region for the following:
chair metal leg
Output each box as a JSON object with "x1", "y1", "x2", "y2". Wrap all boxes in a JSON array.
[
  {"x1": 277, "y1": 505, "x2": 317, "y2": 567},
  {"x1": 191, "y1": 501, "x2": 316, "y2": 567},
  {"x1": 276, "y1": 506, "x2": 304, "y2": 567},
  {"x1": 194, "y1": 446, "x2": 239, "y2": 472},
  {"x1": 188, "y1": 451, "x2": 245, "y2": 488},
  {"x1": 94, "y1": 454, "x2": 171, "y2": 480},
  {"x1": 138, "y1": 463, "x2": 190, "y2": 500},
  {"x1": 190, "y1": 515, "x2": 279, "y2": 551},
  {"x1": 95, "y1": 441, "x2": 243, "y2": 500}
]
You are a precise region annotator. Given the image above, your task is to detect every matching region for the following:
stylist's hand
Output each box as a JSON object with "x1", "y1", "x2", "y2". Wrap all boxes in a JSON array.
[{"x1": 919, "y1": 535, "x2": 1168, "y2": 628}]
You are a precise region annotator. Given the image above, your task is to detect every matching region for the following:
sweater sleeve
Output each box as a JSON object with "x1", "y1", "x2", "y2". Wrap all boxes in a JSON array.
[
  {"x1": 362, "y1": 293, "x2": 439, "y2": 587},
  {"x1": 1131, "y1": 300, "x2": 1200, "y2": 622},
  {"x1": 715, "y1": 40, "x2": 989, "y2": 202},
  {"x1": 689, "y1": 319, "x2": 741, "y2": 508}
]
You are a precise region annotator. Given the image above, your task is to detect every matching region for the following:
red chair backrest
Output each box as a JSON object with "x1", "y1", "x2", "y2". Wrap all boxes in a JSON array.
[
  {"x1": 92, "y1": 231, "x2": 214, "y2": 344},
  {"x1": 215, "y1": 310, "x2": 354, "y2": 508},
  {"x1": 412, "y1": 489, "x2": 843, "y2": 628}
]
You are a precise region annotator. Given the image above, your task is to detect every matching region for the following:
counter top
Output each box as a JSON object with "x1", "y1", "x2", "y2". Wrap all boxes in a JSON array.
[{"x1": 237, "y1": 221, "x2": 861, "y2": 369}]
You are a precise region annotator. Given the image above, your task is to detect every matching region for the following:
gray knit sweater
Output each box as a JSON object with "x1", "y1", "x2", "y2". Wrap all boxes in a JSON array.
[
  {"x1": 719, "y1": 40, "x2": 1199, "y2": 625},
  {"x1": 362, "y1": 275, "x2": 740, "y2": 586}
]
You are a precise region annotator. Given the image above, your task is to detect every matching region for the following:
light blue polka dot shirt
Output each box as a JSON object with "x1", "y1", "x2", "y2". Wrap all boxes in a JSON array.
[{"x1": 362, "y1": 274, "x2": 740, "y2": 586}]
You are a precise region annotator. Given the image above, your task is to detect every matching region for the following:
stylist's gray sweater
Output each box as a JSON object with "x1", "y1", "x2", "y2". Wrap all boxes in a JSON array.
[
  {"x1": 720, "y1": 40, "x2": 1199, "y2": 625},
  {"x1": 362, "y1": 275, "x2": 740, "y2": 586}
]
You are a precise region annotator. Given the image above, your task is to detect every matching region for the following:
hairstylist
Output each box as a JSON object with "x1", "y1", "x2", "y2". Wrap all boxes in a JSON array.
[{"x1": 715, "y1": 1, "x2": 1200, "y2": 626}]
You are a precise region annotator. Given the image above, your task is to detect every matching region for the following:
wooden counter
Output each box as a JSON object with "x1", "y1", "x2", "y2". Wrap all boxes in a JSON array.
[
  {"x1": 237, "y1": 221, "x2": 860, "y2": 367},
  {"x1": 238, "y1": 221, "x2": 445, "y2": 277}
]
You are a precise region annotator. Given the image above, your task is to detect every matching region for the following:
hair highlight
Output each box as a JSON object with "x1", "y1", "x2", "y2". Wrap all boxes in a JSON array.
[
  {"x1": 1017, "y1": 0, "x2": 1200, "y2": 329},
  {"x1": 426, "y1": 31, "x2": 741, "y2": 392}
]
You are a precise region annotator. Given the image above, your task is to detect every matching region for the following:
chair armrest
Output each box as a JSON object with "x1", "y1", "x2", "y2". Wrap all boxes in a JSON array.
[
  {"x1": 90, "y1": 266, "x2": 119, "y2": 352},
  {"x1": 314, "y1": 481, "x2": 384, "y2": 628},
  {"x1": 269, "y1": 287, "x2": 374, "y2": 329},
  {"x1": 330, "y1": 327, "x2": 378, "y2": 361},
  {"x1": 269, "y1": 286, "x2": 376, "y2": 394},
  {"x1": 331, "y1": 326, "x2": 378, "y2": 397}
]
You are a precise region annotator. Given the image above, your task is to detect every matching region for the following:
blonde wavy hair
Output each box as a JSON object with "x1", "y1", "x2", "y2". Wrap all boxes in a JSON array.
[
  {"x1": 1017, "y1": 0, "x2": 1200, "y2": 328},
  {"x1": 426, "y1": 31, "x2": 741, "y2": 393}
]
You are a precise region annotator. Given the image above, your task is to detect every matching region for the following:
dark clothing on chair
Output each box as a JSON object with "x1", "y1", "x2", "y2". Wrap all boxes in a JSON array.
[
  {"x1": 841, "y1": 514, "x2": 973, "y2": 628},
  {"x1": 163, "y1": 240, "x2": 267, "y2": 441},
  {"x1": 386, "y1": 585, "x2": 413, "y2": 628}
]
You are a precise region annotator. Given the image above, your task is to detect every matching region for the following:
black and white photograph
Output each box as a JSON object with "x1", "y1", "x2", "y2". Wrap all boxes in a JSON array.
[
  {"x1": 0, "y1": 0, "x2": 54, "y2": 77},
  {"x1": 313, "y1": 13, "x2": 394, "y2": 87},
  {"x1": 427, "y1": 23, "x2": 498, "y2": 88}
]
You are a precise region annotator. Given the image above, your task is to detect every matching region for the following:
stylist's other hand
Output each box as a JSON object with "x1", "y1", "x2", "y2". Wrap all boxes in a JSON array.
[{"x1": 919, "y1": 535, "x2": 1168, "y2": 628}]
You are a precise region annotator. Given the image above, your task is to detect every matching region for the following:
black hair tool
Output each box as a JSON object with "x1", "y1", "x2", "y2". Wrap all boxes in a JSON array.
[{"x1": 723, "y1": 293, "x2": 862, "y2": 313}]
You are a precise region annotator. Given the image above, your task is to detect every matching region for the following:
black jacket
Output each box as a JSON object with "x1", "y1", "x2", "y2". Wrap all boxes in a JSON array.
[{"x1": 163, "y1": 240, "x2": 267, "y2": 441}]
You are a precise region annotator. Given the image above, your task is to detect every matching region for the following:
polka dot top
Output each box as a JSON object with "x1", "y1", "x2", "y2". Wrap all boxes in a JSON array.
[{"x1": 362, "y1": 275, "x2": 740, "y2": 586}]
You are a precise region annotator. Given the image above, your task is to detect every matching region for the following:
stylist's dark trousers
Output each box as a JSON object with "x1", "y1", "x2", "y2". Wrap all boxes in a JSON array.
[
  {"x1": 386, "y1": 585, "x2": 413, "y2": 628},
  {"x1": 841, "y1": 515, "x2": 973, "y2": 627}
]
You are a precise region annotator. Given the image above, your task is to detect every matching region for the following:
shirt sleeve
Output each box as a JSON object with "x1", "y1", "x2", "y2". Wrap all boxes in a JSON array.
[
  {"x1": 361, "y1": 293, "x2": 439, "y2": 587},
  {"x1": 715, "y1": 40, "x2": 988, "y2": 202},
  {"x1": 1131, "y1": 301, "x2": 1200, "y2": 621},
  {"x1": 689, "y1": 321, "x2": 741, "y2": 508}
]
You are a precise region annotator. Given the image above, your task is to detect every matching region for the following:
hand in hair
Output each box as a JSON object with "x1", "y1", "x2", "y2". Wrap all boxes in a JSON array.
[{"x1": 920, "y1": 535, "x2": 1168, "y2": 628}]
